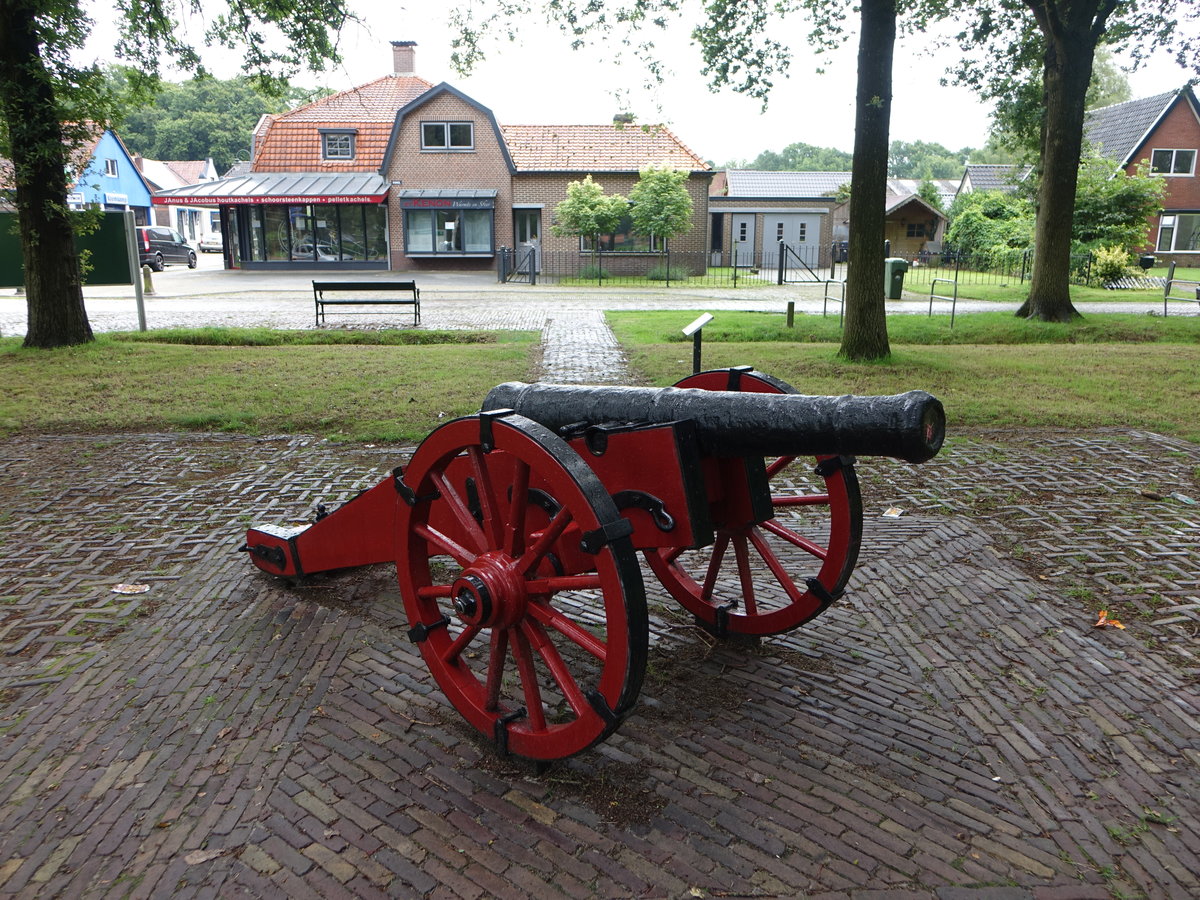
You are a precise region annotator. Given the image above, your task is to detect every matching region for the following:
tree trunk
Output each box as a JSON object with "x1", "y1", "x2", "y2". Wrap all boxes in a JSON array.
[
  {"x1": 1017, "y1": 10, "x2": 1098, "y2": 321},
  {"x1": 840, "y1": 0, "x2": 895, "y2": 362},
  {"x1": 0, "y1": 0, "x2": 93, "y2": 348}
]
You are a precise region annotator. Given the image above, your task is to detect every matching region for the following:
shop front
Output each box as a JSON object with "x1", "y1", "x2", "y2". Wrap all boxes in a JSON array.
[{"x1": 154, "y1": 172, "x2": 390, "y2": 270}]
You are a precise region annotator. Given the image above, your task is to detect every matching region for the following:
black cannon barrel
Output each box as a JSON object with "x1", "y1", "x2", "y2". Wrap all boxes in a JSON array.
[{"x1": 482, "y1": 383, "x2": 946, "y2": 464}]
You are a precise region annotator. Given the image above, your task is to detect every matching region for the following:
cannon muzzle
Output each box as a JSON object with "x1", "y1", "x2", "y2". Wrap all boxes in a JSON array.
[{"x1": 483, "y1": 382, "x2": 945, "y2": 463}]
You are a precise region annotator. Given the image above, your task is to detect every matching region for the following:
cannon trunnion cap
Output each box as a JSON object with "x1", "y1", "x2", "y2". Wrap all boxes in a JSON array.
[{"x1": 482, "y1": 383, "x2": 946, "y2": 464}]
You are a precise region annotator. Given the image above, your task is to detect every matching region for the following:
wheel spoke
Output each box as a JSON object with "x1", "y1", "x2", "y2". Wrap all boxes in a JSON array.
[
  {"x1": 700, "y1": 533, "x2": 731, "y2": 603},
  {"x1": 733, "y1": 535, "x2": 758, "y2": 616},
  {"x1": 521, "y1": 619, "x2": 591, "y2": 718},
  {"x1": 430, "y1": 469, "x2": 489, "y2": 555},
  {"x1": 773, "y1": 493, "x2": 832, "y2": 508},
  {"x1": 765, "y1": 455, "x2": 796, "y2": 478},
  {"x1": 528, "y1": 601, "x2": 607, "y2": 660},
  {"x1": 503, "y1": 459, "x2": 532, "y2": 556},
  {"x1": 466, "y1": 446, "x2": 504, "y2": 549},
  {"x1": 516, "y1": 507, "x2": 573, "y2": 576},
  {"x1": 443, "y1": 622, "x2": 482, "y2": 664},
  {"x1": 760, "y1": 517, "x2": 828, "y2": 559},
  {"x1": 510, "y1": 628, "x2": 547, "y2": 732},
  {"x1": 484, "y1": 628, "x2": 509, "y2": 711},
  {"x1": 747, "y1": 527, "x2": 808, "y2": 604},
  {"x1": 525, "y1": 573, "x2": 603, "y2": 595},
  {"x1": 413, "y1": 522, "x2": 476, "y2": 567}
]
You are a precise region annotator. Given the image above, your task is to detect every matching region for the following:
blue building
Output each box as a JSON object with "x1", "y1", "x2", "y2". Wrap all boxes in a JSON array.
[{"x1": 66, "y1": 130, "x2": 154, "y2": 224}]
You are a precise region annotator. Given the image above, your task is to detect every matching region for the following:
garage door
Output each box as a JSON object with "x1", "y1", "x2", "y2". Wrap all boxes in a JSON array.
[{"x1": 764, "y1": 213, "x2": 822, "y2": 267}]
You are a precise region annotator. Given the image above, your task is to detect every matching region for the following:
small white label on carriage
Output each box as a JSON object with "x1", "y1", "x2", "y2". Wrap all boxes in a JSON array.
[{"x1": 882, "y1": 507, "x2": 905, "y2": 518}]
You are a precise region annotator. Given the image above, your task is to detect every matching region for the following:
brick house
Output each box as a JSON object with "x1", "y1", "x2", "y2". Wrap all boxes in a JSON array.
[
  {"x1": 155, "y1": 42, "x2": 711, "y2": 273},
  {"x1": 1085, "y1": 86, "x2": 1200, "y2": 263}
]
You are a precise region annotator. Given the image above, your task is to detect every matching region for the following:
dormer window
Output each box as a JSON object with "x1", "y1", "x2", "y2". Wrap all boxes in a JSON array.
[
  {"x1": 421, "y1": 122, "x2": 474, "y2": 150},
  {"x1": 321, "y1": 129, "x2": 357, "y2": 160},
  {"x1": 1150, "y1": 149, "x2": 1195, "y2": 176}
]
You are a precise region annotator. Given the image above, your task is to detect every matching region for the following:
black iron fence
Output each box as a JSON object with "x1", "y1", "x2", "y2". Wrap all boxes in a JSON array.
[{"x1": 498, "y1": 243, "x2": 1108, "y2": 289}]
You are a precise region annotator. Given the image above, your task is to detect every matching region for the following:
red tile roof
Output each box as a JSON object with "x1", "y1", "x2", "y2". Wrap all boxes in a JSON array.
[
  {"x1": 500, "y1": 124, "x2": 709, "y2": 172},
  {"x1": 252, "y1": 74, "x2": 434, "y2": 172}
]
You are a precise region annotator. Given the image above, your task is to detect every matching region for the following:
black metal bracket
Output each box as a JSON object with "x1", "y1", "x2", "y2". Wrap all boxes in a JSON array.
[
  {"x1": 713, "y1": 600, "x2": 737, "y2": 638},
  {"x1": 407, "y1": 616, "x2": 450, "y2": 643},
  {"x1": 579, "y1": 517, "x2": 635, "y2": 554},
  {"x1": 586, "y1": 690, "x2": 619, "y2": 727},
  {"x1": 479, "y1": 408, "x2": 516, "y2": 453},
  {"x1": 724, "y1": 365, "x2": 755, "y2": 391},
  {"x1": 814, "y1": 455, "x2": 857, "y2": 477},
  {"x1": 240, "y1": 543, "x2": 286, "y2": 570},
  {"x1": 612, "y1": 490, "x2": 676, "y2": 532},
  {"x1": 394, "y1": 467, "x2": 439, "y2": 507},
  {"x1": 805, "y1": 577, "x2": 841, "y2": 609},
  {"x1": 494, "y1": 708, "x2": 526, "y2": 757}
]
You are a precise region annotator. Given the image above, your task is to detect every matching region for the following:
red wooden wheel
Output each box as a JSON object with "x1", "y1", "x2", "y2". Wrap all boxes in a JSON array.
[
  {"x1": 645, "y1": 368, "x2": 863, "y2": 636},
  {"x1": 396, "y1": 413, "x2": 647, "y2": 761}
]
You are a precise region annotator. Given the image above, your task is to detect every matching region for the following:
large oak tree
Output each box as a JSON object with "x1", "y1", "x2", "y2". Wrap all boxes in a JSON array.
[
  {"x1": 0, "y1": 0, "x2": 354, "y2": 348},
  {"x1": 949, "y1": 0, "x2": 1198, "y2": 321}
]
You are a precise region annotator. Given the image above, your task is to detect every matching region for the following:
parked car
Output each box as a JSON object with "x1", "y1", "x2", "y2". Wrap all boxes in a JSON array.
[
  {"x1": 291, "y1": 241, "x2": 340, "y2": 262},
  {"x1": 198, "y1": 233, "x2": 223, "y2": 253},
  {"x1": 136, "y1": 226, "x2": 196, "y2": 271}
]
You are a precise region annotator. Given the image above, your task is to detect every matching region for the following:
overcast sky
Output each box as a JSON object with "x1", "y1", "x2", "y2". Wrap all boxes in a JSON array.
[{"x1": 84, "y1": 2, "x2": 1198, "y2": 166}]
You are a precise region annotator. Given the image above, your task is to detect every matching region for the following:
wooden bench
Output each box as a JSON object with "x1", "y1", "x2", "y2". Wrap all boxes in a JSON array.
[{"x1": 313, "y1": 280, "x2": 420, "y2": 327}]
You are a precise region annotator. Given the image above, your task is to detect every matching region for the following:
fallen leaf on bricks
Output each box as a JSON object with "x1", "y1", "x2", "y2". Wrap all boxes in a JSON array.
[
  {"x1": 1094, "y1": 610, "x2": 1126, "y2": 630},
  {"x1": 112, "y1": 584, "x2": 150, "y2": 594},
  {"x1": 184, "y1": 848, "x2": 227, "y2": 865}
]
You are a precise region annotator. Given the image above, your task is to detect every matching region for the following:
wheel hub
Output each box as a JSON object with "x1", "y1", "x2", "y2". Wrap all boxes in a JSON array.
[{"x1": 451, "y1": 553, "x2": 528, "y2": 629}]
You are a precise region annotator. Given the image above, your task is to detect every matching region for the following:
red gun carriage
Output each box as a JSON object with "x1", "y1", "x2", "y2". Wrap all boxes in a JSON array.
[{"x1": 244, "y1": 368, "x2": 945, "y2": 761}]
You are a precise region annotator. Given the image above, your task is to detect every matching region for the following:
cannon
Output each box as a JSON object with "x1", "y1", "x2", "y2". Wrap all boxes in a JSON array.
[{"x1": 243, "y1": 368, "x2": 945, "y2": 761}]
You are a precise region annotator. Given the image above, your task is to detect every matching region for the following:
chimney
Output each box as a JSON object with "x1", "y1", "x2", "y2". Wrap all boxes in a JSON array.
[{"x1": 391, "y1": 41, "x2": 417, "y2": 76}]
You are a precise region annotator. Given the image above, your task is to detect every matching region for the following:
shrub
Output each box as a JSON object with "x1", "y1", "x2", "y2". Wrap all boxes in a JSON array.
[
  {"x1": 576, "y1": 265, "x2": 609, "y2": 281},
  {"x1": 645, "y1": 264, "x2": 674, "y2": 281},
  {"x1": 1092, "y1": 245, "x2": 1135, "y2": 283}
]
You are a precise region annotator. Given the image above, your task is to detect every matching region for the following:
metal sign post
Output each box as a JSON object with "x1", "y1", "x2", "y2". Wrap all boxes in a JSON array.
[
  {"x1": 682, "y1": 313, "x2": 714, "y2": 375},
  {"x1": 124, "y1": 210, "x2": 147, "y2": 331}
]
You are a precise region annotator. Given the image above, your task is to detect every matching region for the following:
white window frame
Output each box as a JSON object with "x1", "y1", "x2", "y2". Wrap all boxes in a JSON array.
[
  {"x1": 104, "y1": 159, "x2": 118, "y2": 177},
  {"x1": 321, "y1": 131, "x2": 356, "y2": 160},
  {"x1": 1157, "y1": 213, "x2": 1200, "y2": 253},
  {"x1": 1150, "y1": 149, "x2": 1196, "y2": 176},
  {"x1": 421, "y1": 121, "x2": 474, "y2": 151}
]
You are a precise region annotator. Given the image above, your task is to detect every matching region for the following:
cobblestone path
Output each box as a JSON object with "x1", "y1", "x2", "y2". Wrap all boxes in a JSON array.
[{"x1": 0, "y1": 427, "x2": 1196, "y2": 899}]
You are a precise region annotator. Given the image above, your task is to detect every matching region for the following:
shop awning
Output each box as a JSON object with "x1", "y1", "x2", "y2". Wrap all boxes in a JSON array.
[
  {"x1": 398, "y1": 189, "x2": 497, "y2": 210},
  {"x1": 151, "y1": 172, "x2": 389, "y2": 205}
]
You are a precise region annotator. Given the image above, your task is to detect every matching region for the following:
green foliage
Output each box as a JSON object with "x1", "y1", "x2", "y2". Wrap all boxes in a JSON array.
[
  {"x1": 731, "y1": 142, "x2": 853, "y2": 171},
  {"x1": 109, "y1": 68, "x2": 327, "y2": 173},
  {"x1": 551, "y1": 176, "x2": 627, "y2": 241},
  {"x1": 888, "y1": 140, "x2": 969, "y2": 179},
  {"x1": 916, "y1": 178, "x2": 945, "y2": 213},
  {"x1": 628, "y1": 166, "x2": 693, "y2": 247},
  {"x1": 1068, "y1": 156, "x2": 1164, "y2": 253},
  {"x1": 1090, "y1": 246, "x2": 1134, "y2": 283},
  {"x1": 945, "y1": 189, "x2": 1035, "y2": 261}
]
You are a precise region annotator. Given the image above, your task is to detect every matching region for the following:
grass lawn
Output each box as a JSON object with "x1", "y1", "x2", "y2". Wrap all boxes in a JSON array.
[
  {"x1": 0, "y1": 329, "x2": 537, "y2": 443},
  {"x1": 607, "y1": 310, "x2": 1200, "y2": 442}
]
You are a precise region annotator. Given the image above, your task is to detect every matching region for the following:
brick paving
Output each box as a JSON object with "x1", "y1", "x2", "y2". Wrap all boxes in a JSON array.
[
  {"x1": 0, "y1": 426, "x2": 1196, "y2": 900},
  {"x1": 0, "y1": 281, "x2": 1197, "y2": 898}
]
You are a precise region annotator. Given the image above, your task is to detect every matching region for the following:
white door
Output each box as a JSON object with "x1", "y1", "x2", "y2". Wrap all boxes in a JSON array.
[
  {"x1": 731, "y1": 214, "x2": 756, "y2": 267},
  {"x1": 765, "y1": 213, "x2": 821, "y2": 267}
]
